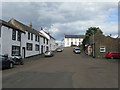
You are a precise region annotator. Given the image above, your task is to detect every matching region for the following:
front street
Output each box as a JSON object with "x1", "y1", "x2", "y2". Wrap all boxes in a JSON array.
[{"x1": 2, "y1": 47, "x2": 118, "y2": 88}]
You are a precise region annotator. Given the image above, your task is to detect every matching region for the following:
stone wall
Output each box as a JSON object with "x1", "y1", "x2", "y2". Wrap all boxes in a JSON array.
[{"x1": 89, "y1": 31, "x2": 119, "y2": 58}]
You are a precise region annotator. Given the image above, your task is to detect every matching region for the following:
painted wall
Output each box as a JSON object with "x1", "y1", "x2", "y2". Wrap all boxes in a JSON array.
[
  {"x1": 64, "y1": 38, "x2": 83, "y2": 47},
  {"x1": 1, "y1": 26, "x2": 21, "y2": 57}
]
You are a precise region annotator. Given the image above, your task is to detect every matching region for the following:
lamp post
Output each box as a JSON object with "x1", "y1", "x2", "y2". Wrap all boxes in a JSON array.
[{"x1": 92, "y1": 30, "x2": 95, "y2": 58}]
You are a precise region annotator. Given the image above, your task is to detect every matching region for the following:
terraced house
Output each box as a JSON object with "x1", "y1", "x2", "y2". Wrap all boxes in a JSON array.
[{"x1": 0, "y1": 18, "x2": 56, "y2": 58}]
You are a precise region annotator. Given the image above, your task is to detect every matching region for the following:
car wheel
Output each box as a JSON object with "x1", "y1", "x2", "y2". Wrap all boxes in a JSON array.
[
  {"x1": 9, "y1": 62, "x2": 14, "y2": 69},
  {"x1": 111, "y1": 57, "x2": 114, "y2": 59},
  {"x1": 20, "y1": 60, "x2": 24, "y2": 65}
]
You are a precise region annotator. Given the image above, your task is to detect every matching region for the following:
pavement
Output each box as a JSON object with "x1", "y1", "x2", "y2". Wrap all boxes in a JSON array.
[{"x1": 2, "y1": 47, "x2": 118, "y2": 88}]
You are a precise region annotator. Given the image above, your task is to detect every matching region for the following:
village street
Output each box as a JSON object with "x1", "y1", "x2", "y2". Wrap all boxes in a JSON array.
[{"x1": 2, "y1": 47, "x2": 118, "y2": 88}]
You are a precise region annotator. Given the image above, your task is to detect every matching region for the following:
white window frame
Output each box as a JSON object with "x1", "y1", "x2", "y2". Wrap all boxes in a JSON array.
[{"x1": 100, "y1": 46, "x2": 106, "y2": 52}]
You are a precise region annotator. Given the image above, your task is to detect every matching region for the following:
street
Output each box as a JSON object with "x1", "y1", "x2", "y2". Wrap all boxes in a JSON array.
[{"x1": 2, "y1": 47, "x2": 118, "y2": 88}]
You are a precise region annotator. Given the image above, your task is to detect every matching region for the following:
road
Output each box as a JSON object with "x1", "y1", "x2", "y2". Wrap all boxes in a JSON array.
[{"x1": 2, "y1": 47, "x2": 118, "y2": 88}]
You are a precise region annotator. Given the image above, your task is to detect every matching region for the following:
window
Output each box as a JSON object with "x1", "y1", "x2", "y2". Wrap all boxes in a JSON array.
[
  {"x1": 100, "y1": 46, "x2": 106, "y2": 52},
  {"x1": 0, "y1": 26, "x2": 1, "y2": 37},
  {"x1": 12, "y1": 46, "x2": 20, "y2": 56},
  {"x1": 31, "y1": 33, "x2": 33, "y2": 40},
  {"x1": 46, "y1": 46, "x2": 49, "y2": 51},
  {"x1": 46, "y1": 39, "x2": 48, "y2": 44},
  {"x1": 35, "y1": 35, "x2": 37, "y2": 41},
  {"x1": 26, "y1": 43, "x2": 33, "y2": 51},
  {"x1": 17, "y1": 31, "x2": 21, "y2": 41},
  {"x1": 35, "y1": 44, "x2": 39, "y2": 51},
  {"x1": 38, "y1": 36, "x2": 39, "y2": 42},
  {"x1": 28, "y1": 32, "x2": 30, "y2": 40},
  {"x1": 12, "y1": 29, "x2": 16, "y2": 40},
  {"x1": 43, "y1": 37, "x2": 45, "y2": 44}
]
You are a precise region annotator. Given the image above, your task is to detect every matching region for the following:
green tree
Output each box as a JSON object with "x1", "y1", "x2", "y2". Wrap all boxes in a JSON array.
[{"x1": 82, "y1": 27, "x2": 103, "y2": 50}]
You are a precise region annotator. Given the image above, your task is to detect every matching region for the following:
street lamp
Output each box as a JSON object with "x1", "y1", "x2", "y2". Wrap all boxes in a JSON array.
[{"x1": 92, "y1": 30, "x2": 95, "y2": 58}]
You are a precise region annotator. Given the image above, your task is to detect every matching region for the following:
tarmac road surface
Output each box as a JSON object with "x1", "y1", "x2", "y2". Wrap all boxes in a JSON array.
[{"x1": 2, "y1": 47, "x2": 118, "y2": 88}]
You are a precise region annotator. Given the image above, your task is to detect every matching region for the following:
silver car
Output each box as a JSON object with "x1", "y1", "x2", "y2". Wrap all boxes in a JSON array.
[{"x1": 44, "y1": 51, "x2": 54, "y2": 57}]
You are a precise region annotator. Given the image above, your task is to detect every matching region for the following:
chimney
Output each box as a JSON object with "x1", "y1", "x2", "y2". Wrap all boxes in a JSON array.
[
  {"x1": 29, "y1": 22, "x2": 32, "y2": 28},
  {"x1": 41, "y1": 27, "x2": 43, "y2": 30},
  {"x1": 110, "y1": 34, "x2": 112, "y2": 37}
]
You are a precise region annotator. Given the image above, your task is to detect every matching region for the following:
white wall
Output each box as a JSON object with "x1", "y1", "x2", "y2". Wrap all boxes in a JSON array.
[
  {"x1": 1, "y1": 26, "x2": 21, "y2": 57},
  {"x1": 50, "y1": 38, "x2": 56, "y2": 51},
  {"x1": 64, "y1": 38, "x2": 84, "y2": 47},
  {"x1": 22, "y1": 31, "x2": 40, "y2": 58}
]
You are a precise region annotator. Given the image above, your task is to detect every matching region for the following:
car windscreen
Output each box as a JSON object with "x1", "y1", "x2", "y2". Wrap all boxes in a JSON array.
[{"x1": 75, "y1": 49, "x2": 80, "y2": 50}]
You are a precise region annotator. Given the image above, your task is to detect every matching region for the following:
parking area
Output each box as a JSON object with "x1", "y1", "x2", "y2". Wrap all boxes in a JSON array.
[{"x1": 2, "y1": 47, "x2": 118, "y2": 88}]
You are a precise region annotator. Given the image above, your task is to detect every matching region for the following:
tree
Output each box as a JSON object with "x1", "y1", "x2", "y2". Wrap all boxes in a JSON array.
[{"x1": 82, "y1": 27, "x2": 103, "y2": 50}]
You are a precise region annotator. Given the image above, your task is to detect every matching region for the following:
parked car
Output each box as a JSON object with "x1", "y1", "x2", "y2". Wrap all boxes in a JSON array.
[
  {"x1": 57, "y1": 48, "x2": 63, "y2": 52},
  {"x1": 74, "y1": 48, "x2": 81, "y2": 54},
  {"x1": 0, "y1": 55, "x2": 15, "y2": 69},
  {"x1": 12, "y1": 56, "x2": 24, "y2": 65},
  {"x1": 106, "y1": 52, "x2": 120, "y2": 59},
  {"x1": 44, "y1": 51, "x2": 54, "y2": 57}
]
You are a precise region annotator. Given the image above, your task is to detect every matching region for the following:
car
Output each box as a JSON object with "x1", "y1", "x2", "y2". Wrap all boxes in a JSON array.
[
  {"x1": 74, "y1": 48, "x2": 81, "y2": 54},
  {"x1": 57, "y1": 48, "x2": 63, "y2": 52},
  {"x1": 0, "y1": 55, "x2": 15, "y2": 69},
  {"x1": 106, "y1": 52, "x2": 120, "y2": 59},
  {"x1": 44, "y1": 51, "x2": 54, "y2": 57},
  {"x1": 61, "y1": 48, "x2": 64, "y2": 51},
  {"x1": 12, "y1": 56, "x2": 24, "y2": 65}
]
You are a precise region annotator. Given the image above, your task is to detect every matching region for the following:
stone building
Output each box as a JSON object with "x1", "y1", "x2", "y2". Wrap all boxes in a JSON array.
[{"x1": 88, "y1": 30, "x2": 119, "y2": 58}]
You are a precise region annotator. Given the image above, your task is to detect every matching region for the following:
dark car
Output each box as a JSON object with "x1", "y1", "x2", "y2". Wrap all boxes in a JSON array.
[
  {"x1": 12, "y1": 56, "x2": 24, "y2": 65},
  {"x1": 106, "y1": 52, "x2": 120, "y2": 59},
  {"x1": 44, "y1": 51, "x2": 54, "y2": 57},
  {"x1": 0, "y1": 55, "x2": 15, "y2": 69}
]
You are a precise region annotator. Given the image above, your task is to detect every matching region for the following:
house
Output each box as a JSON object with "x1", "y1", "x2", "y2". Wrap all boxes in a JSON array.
[
  {"x1": 0, "y1": 19, "x2": 25, "y2": 57},
  {"x1": 40, "y1": 28, "x2": 56, "y2": 51},
  {"x1": 8, "y1": 18, "x2": 50, "y2": 58},
  {"x1": 87, "y1": 30, "x2": 119, "y2": 58},
  {"x1": 63, "y1": 35, "x2": 84, "y2": 47}
]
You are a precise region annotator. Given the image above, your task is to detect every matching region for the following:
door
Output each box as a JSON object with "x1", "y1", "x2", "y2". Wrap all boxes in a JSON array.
[
  {"x1": 41, "y1": 45, "x2": 43, "y2": 54},
  {"x1": 22, "y1": 47, "x2": 25, "y2": 58}
]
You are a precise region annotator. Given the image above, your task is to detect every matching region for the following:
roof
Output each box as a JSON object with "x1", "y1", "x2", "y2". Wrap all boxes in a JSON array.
[
  {"x1": 65, "y1": 35, "x2": 84, "y2": 38},
  {"x1": 0, "y1": 19, "x2": 24, "y2": 32},
  {"x1": 41, "y1": 30, "x2": 56, "y2": 40},
  {"x1": 8, "y1": 18, "x2": 44, "y2": 37}
]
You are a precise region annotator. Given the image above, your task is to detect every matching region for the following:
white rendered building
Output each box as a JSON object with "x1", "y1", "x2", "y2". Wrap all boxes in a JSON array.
[
  {"x1": 40, "y1": 29, "x2": 56, "y2": 51},
  {"x1": 0, "y1": 19, "x2": 25, "y2": 58},
  {"x1": 64, "y1": 35, "x2": 84, "y2": 47}
]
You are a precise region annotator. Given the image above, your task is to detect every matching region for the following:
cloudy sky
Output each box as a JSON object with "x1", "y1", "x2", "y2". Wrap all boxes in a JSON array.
[{"x1": 1, "y1": 2, "x2": 118, "y2": 42}]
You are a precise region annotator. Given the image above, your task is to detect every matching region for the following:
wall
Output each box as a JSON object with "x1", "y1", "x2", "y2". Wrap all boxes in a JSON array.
[
  {"x1": 22, "y1": 31, "x2": 40, "y2": 58},
  {"x1": 64, "y1": 38, "x2": 83, "y2": 47},
  {"x1": 89, "y1": 32, "x2": 119, "y2": 58},
  {"x1": 1, "y1": 26, "x2": 21, "y2": 57}
]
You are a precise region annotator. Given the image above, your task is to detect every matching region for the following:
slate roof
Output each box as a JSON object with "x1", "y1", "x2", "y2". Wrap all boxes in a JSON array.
[
  {"x1": 65, "y1": 35, "x2": 84, "y2": 38},
  {"x1": 44, "y1": 31, "x2": 56, "y2": 40},
  {"x1": 0, "y1": 19, "x2": 24, "y2": 32},
  {"x1": 8, "y1": 18, "x2": 45, "y2": 37}
]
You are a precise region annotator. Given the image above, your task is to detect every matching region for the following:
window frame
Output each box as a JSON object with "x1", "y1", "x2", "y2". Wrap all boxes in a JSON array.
[
  {"x1": 28, "y1": 32, "x2": 30, "y2": 40},
  {"x1": 35, "y1": 44, "x2": 39, "y2": 51},
  {"x1": 12, "y1": 29, "x2": 16, "y2": 40},
  {"x1": 26, "y1": 43, "x2": 33, "y2": 51},
  {"x1": 12, "y1": 46, "x2": 20, "y2": 56},
  {"x1": 100, "y1": 46, "x2": 106, "y2": 52},
  {"x1": 17, "y1": 31, "x2": 21, "y2": 41}
]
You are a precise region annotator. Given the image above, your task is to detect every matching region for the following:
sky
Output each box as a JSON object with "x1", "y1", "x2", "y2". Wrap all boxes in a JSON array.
[{"x1": 1, "y1": 2, "x2": 118, "y2": 43}]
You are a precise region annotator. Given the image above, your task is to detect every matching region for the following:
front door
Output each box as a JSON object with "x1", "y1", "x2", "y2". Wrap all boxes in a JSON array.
[
  {"x1": 22, "y1": 47, "x2": 25, "y2": 58},
  {"x1": 41, "y1": 45, "x2": 43, "y2": 54}
]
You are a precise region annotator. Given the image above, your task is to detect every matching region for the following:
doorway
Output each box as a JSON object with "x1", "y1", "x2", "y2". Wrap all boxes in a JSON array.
[{"x1": 22, "y1": 47, "x2": 25, "y2": 58}]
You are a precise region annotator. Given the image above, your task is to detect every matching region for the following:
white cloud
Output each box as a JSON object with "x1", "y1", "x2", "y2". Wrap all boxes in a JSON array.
[{"x1": 2, "y1": 2, "x2": 118, "y2": 40}]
